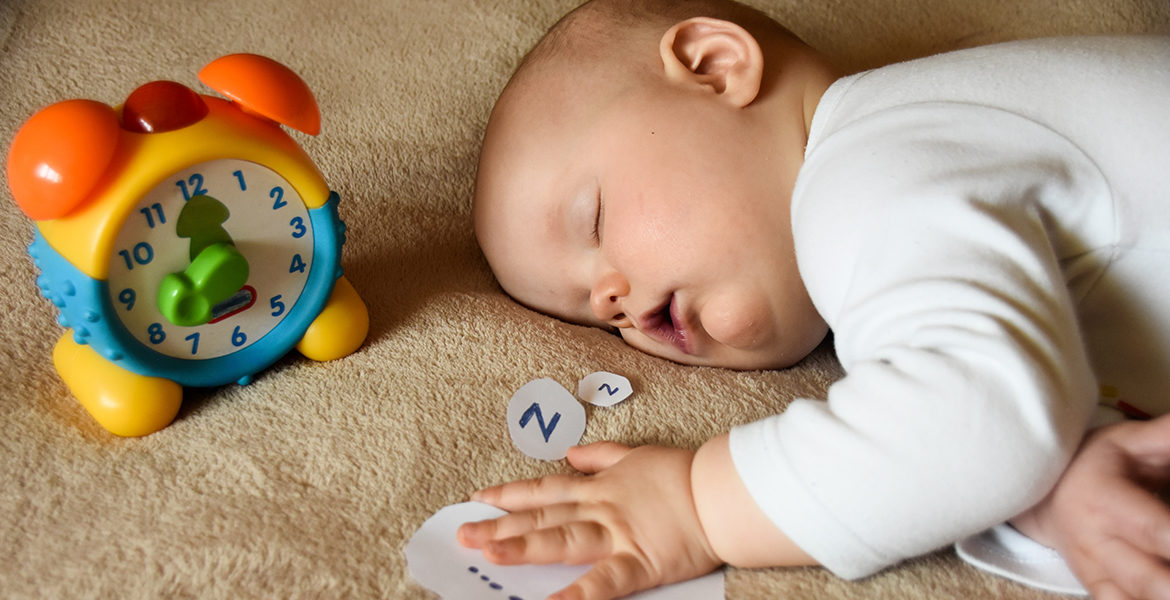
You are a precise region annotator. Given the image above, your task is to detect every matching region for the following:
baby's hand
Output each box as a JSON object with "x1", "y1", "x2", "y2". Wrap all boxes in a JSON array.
[
  {"x1": 457, "y1": 442, "x2": 722, "y2": 600},
  {"x1": 1013, "y1": 414, "x2": 1170, "y2": 600}
]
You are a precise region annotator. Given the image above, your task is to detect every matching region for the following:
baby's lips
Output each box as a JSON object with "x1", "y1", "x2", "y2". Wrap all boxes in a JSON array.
[{"x1": 638, "y1": 294, "x2": 694, "y2": 355}]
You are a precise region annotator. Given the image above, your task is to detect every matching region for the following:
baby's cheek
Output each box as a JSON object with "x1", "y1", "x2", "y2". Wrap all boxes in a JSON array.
[{"x1": 701, "y1": 293, "x2": 773, "y2": 351}]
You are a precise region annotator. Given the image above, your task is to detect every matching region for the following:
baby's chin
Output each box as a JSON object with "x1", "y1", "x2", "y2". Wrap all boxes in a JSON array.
[{"x1": 664, "y1": 347, "x2": 798, "y2": 371}]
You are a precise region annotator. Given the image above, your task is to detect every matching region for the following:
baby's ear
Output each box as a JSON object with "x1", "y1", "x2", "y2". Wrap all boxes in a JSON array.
[{"x1": 659, "y1": 17, "x2": 763, "y2": 108}]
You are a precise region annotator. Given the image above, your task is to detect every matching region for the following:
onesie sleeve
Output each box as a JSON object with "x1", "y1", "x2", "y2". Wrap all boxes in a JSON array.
[{"x1": 729, "y1": 104, "x2": 1107, "y2": 579}]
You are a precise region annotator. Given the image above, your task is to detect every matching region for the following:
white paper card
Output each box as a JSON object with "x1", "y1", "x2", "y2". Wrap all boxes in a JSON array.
[
  {"x1": 956, "y1": 524, "x2": 1087, "y2": 596},
  {"x1": 507, "y1": 378, "x2": 586, "y2": 460},
  {"x1": 406, "y1": 501, "x2": 725, "y2": 600},
  {"x1": 576, "y1": 372, "x2": 633, "y2": 407}
]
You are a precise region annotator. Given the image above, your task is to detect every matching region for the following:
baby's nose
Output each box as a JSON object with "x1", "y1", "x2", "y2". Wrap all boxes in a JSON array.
[{"x1": 589, "y1": 273, "x2": 632, "y2": 328}]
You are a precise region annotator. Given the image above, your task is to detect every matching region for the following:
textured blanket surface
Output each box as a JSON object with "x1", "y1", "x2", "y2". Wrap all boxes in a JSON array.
[{"x1": 2, "y1": 0, "x2": 1167, "y2": 598}]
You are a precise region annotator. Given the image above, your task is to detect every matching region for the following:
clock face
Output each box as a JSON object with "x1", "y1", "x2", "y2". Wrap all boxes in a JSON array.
[{"x1": 107, "y1": 159, "x2": 314, "y2": 359}]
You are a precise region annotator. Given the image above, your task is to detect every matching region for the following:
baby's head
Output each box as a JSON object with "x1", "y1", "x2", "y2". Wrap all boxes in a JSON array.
[{"x1": 474, "y1": 0, "x2": 836, "y2": 370}]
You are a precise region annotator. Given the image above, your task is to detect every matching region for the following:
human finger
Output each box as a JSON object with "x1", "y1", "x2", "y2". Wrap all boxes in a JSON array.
[
  {"x1": 461, "y1": 503, "x2": 590, "y2": 542},
  {"x1": 456, "y1": 519, "x2": 492, "y2": 549},
  {"x1": 1084, "y1": 580, "x2": 1132, "y2": 600},
  {"x1": 482, "y1": 521, "x2": 612, "y2": 566},
  {"x1": 1084, "y1": 537, "x2": 1170, "y2": 600},
  {"x1": 472, "y1": 473, "x2": 582, "y2": 511},
  {"x1": 1108, "y1": 485, "x2": 1170, "y2": 560},
  {"x1": 549, "y1": 553, "x2": 652, "y2": 600},
  {"x1": 1108, "y1": 416, "x2": 1170, "y2": 463},
  {"x1": 566, "y1": 442, "x2": 632, "y2": 474}
]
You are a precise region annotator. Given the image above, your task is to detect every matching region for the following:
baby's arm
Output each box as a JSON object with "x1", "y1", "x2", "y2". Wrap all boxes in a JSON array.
[
  {"x1": 742, "y1": 104, "x2": 1112, "y2": 578},
  {"x1": 692, "y1": 433, "x2": 817, "y2": 567},
  {"x1": 458, "y1": 436, "x2": 815, "y2": 600},
  {"x1": 1011, "y1": 415, "x2": 1170, "y2": 600}
]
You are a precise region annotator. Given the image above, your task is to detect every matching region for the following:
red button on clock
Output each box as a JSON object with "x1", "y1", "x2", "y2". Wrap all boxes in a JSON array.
[{"x1": 120, "y1": 80, "x2": 209, "y2": 134}]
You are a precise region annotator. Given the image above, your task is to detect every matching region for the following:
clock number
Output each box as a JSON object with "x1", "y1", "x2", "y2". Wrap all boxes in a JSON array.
[
  {"x1": 176, "y1": 173, "x2": 208, "y2": 202},
  {"x1": 117, "y1": 288, "x2": 136, "y2": 311},
  {"x1": 289, "y1": 253, "x2": 307, "y2": 274},
  {"x1": 270, "y1": 294, "x2": 286, "y2": 317},
  {"x1": 139, "y1": 203, "x2": 166, "y2": 228},
  {"x1": 233, "y1": 170, "x2": 247, "y2": 191},
  {"x1": 118, "y1": 242, "x2": 154, "y2": 270},
  {"x1": 271, "y1": 186, "x2": 287, "y2": 210},
  {"x1": 231, "y1": 326, "x2": 247, "y2": 347},
  {"x1": 290, "y1": 216, "x2": 307, "y2": 238},
  {"x1": 185, "y1": 332, "x2": 200, "y2": 355},
  {"x1": 147, "y1": 322, "x2": 166, "y2": 345}
]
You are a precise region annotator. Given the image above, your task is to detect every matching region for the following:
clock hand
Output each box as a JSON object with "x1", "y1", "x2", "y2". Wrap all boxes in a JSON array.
[
  {"x1": 158, "y1": 243, "x2": 249, "y2": 327},
  {"x1": 176, "y1": 194, "x2": 235, "y2": 260},
  {"x1": 157, "y1": 194, "x2": 250, "y2": 327}
]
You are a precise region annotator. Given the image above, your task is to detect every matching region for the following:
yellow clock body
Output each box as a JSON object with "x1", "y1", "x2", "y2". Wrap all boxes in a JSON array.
[{"x1": 7, "y1": 55, "x2": 369, "y2": 436}]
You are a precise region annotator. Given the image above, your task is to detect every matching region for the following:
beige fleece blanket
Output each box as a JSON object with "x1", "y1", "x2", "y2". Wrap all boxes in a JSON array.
[{"x1": 2, "y1": 0, "x2": 1167, "y2": 598}]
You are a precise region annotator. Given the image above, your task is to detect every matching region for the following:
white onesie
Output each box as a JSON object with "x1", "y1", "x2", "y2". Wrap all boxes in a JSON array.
[{"x1": 728, "y1": 35, "x2": 1170, "y2": 585}]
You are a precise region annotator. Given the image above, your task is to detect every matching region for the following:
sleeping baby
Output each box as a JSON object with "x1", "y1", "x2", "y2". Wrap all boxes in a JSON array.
[{"x1": 462, "y1": 1, "x2": 1170, "y2": 598}]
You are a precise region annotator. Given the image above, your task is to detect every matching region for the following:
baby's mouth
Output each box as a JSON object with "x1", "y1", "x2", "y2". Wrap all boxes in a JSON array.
[{"x1": 639, "y1": 295, "x2": 693, "y2": 355}]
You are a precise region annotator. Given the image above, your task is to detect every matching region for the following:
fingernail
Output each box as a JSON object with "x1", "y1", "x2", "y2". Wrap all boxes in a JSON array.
[{"x1": 455, "y1": 524, "x2": 473, "y2": 546}]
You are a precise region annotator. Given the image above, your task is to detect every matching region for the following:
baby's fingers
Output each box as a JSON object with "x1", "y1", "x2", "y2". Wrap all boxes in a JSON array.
[
  {"x1": 1083, "y1": 537, "x2": 1170, "y2": 600},
  {"x1": 460, "y1": 503, "x2": 590, "y2": 544},
  {"x1": 1104, "y1": 483, "x2": 1170, "y2": 560},
  {"x1": 483, "y1": 521, "x2": 612, "y2": 566},
  {"x1": 473, "y1": 473, "x2": 581, "y2": 511},
  {"x1": 551, "y1": 553, "x2": 653, "y2": 600},
  {"x1": 566, "y1": 442, "x2": 632, "y2": 474},
  {"x1": 1115, "y1": 414, "x2": 1170, "y2": 460}
]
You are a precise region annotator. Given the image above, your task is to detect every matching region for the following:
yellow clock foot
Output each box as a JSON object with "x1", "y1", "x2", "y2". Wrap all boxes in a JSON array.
[
  {"x1": 52, "y1": 333, "x2": 183, "y2": 437},
  {"x1": 295, "y1": 276, "x2": 369, "y2": 362}
]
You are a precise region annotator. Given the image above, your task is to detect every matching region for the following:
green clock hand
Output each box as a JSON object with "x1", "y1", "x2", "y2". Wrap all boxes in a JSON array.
[
  {"x1": 157, "y1": 195, "x2": 250, "y2": 327},
  {"x1": 176, "y1": 194, "x2": 235, "y2": 260},
  {"x1": 158, "y1": 243, "x2": 249, "y2": 327}
]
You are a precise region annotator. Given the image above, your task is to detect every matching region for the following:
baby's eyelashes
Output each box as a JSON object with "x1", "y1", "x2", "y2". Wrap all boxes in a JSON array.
[{"x1": 591, "y1": 191, "x2": 604, "y2": 246}]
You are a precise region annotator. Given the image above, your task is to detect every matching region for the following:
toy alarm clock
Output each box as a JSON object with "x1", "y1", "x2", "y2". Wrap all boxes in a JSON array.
[{"x1": 6, "y1": 54, "x2": 369, "y2": 437}]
